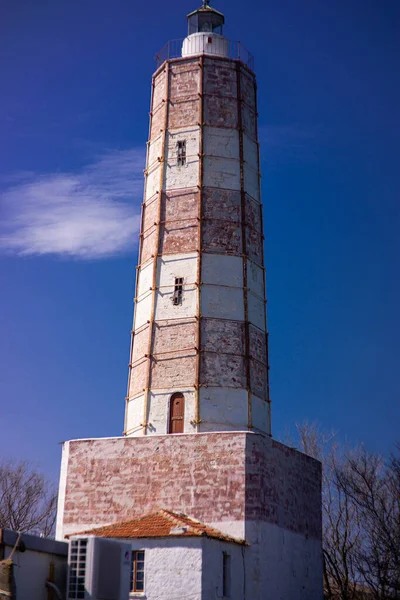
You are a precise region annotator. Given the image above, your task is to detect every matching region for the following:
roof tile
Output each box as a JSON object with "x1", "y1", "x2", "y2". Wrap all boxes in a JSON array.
[{"x1": 70, "y1": 509, "x2": 246, "y2": 545}]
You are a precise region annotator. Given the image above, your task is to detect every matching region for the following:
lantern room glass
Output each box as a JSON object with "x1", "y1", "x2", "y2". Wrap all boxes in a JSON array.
[{"x1": 187, "y1": 8, "x2": 225, "y2": 36}]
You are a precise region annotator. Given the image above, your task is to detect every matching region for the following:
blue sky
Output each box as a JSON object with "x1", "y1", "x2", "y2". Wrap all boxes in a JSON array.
[{"x1": 1, "y1": 0, "x2": 399, "y2": 482}]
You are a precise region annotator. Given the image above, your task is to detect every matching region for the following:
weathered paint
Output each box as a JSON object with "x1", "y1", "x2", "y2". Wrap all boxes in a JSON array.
[
  {"x1": 58, "y1": 433, "x2": 321, "y2": 539},
  {"x1": 199, "y1": 388, "x2": 248, "y2": 429},
  {"x1": 243, "y1": 523, "x2": 323, "y2": 600},
  {"x1": 201, "y1": 254, "x2": 243, "y2": 287},
  {"x1": 203, "y1": 126, "x2": 240, "y2": 160},
  {"x1": 154, "y1": 253, "x2": 197, "y2": 320},
  {"x1": 130, "y1": 538, "x2": 203, "y2": 600},
  {"x1": 3, "y1": 533, "x2": 67, "y2": 600},
  {"x1": 165, "y1": 128, "x2": 200, "y2": 190},
  {"x1": 134, "y1": 290, "x2": 153, "y2": 330},
  {"x1": 125, "y1": 394, "x2": 145, "y2": 433},
  {"x1": 146, "y1": 388, "x2": 197, "y2": 434},
  {"x1": 201, "y1": 285, "x2": 244, "y2": 321},
  {"x1": 248, "y1": 290, "x2": 266, "y2": 331},
  {"x1": 125, "y1": 55, "x2": 271, "y2": 437},
  {"x1": 251, "y1": 393, "x2": 270, "y2": 435}
]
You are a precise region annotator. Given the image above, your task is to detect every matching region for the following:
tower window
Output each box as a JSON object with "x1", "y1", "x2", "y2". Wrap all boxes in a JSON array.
[
  {"x1": 172, "y1": 277, "x2": 184, "y2": 306},
  {"x1": 177, "y1": 140, "x2": 186, "y2": 166}
]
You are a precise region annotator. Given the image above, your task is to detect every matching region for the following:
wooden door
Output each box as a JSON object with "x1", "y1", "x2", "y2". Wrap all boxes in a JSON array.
[{"x1": 169, "y1": 393, "x2": 184, "y2": 434}]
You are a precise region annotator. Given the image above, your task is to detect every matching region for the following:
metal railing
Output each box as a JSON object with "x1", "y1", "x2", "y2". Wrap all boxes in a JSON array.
[{"x1": 154, "y1": 38, "x2": 254, "y2": 71}]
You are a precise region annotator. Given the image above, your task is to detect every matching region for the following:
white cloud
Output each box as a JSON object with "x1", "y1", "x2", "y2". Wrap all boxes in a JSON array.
[{"x1": 0, "y1": 148, "x2": 144, "y2": 259}]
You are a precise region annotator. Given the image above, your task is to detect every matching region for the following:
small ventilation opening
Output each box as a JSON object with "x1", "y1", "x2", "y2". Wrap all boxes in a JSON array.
[
  {"x1": 177, "y1": 140, "x2": 186, "y2": 166},
  {"x1": 172, "y1": 277, "x2": 184, "y2": 306}
]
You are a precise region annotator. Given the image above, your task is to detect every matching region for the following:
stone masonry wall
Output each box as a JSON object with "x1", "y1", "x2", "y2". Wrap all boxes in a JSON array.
[
  {"x1": 57, "y1": 432, "x2": 321, "y2": 543},
  {"x1": 125, "y1": 55, "x2": 270, "y2": 437}
]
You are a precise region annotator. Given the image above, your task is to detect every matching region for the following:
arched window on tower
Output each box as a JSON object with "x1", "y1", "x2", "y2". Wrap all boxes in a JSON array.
[{"x1": 168, "y1": 393, "x2": 185, "y2": 434}]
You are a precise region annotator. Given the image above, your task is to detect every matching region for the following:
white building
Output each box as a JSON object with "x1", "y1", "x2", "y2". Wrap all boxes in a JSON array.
[
  {"x1": 0, "y1": 528, "x2": 67, "y2": 600},
  {"x1": 69, "y1": 510, "x2": 246, "y2": 600}
]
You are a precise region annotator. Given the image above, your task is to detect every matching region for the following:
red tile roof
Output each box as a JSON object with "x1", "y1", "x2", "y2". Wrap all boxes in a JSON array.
[{"x1": 70, "y1": 509, "x2": 246, "y2": 545}]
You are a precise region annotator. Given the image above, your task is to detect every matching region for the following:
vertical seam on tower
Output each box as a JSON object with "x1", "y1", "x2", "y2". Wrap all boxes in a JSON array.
[
  {"x1": 142, "y1": 62, "x2": 170, "y2": 434},
  {"x1": 195, "y1": 55, "x2": 205, "y2": 431},
  {"x1": 236, "y1": 61, "x2": 252, "y2": 431},
  {"x1": 123, "y1": 74, "x2": 156, "y2": 436},
  {"x1": 253, "y1": 75, "x2": 272, "y2": 437}
]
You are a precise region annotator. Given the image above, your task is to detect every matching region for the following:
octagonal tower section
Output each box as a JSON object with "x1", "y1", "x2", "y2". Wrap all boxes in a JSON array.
[{"x1": 124, "y1": 5, "x2": 270, "y2": 438}]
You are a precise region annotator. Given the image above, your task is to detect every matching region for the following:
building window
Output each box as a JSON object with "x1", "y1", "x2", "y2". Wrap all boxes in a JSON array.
[
  {"x1": 222, "y1": 552, "x2": 231, "y2": 598},
  {"x1": 172, "y1": 277, "x2": 184, "y2": 306},
  {"x1": 68, "y1": 539, "x2": 87, "y2": 599},
  {"x1": 169, "y1": 393, "x2": 185, "y2": 434},
  {"x1": 131, "y1": 550, "x2": 145, "y2": 593},
  {"x1": 177, "y1": 140, "x2": 186, "y2": 166}
]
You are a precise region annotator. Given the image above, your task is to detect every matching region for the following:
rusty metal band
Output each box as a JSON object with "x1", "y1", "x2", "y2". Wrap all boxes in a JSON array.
[
  {"x1": 253, "y1": 75, "x2": 272, "y2": 436},
  {"x1": 123, "y1": 73, "x2": 156, "y2": 436},
  {"x1": 142, "y1": 62, "x2": 170, "y2": 433},
  {"x1": 236, "y1": 61, "x2": 252, "y2": 431},
  {"x1": 194, "y1": 56, "x2": 205, "y2": 431}
]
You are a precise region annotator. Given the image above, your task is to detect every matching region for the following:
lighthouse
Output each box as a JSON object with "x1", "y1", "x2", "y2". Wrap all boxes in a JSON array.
[
  {"x1": 57, "y1": 5, "x2": 323, "y2": 599},
  {"x1": 124, "y1": 1, "x2": 270, "y2": 439}
]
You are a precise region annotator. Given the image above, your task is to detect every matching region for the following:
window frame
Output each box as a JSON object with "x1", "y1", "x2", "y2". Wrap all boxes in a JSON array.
[
  {"x1": 130, "y1": 550, "x2": 145, "y2": 593},
  {"x1": 172, "y1": 277, "x2": 184, "y2": 306},
  {"x1": 177, "y1": 140, "x2": 186, "y2": 166}
]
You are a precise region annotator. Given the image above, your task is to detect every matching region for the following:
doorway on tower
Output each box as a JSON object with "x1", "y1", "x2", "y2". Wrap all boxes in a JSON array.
[{"x1": 168, "y1": 393, "x2": 185, "y2": 434}]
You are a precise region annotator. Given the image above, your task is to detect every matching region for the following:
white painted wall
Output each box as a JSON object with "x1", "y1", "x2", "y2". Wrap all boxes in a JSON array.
[
  {"x1": 4, "y1": 537, "x2": 67, "y2": 600},
  {"x1": 56, "y1": 441, "x2": 70, "y2": 540},
  {"x1": 248, "y1": 291, "x2": 265, "y2": 331},
  {"x1": 121, "y1": 536, "x2": 245, "y2": 600},
  {"x1": 204, "y1": 520, "x2": 322, "y2": 600},
  {"x1": 126, "y1": 390, "x2": 197, "y2": 437},
  {"x1": 247, "y1": 259, "x2": 264, "y2": 298},
  {"x1": 155, "y1": 253, "x2": 198, "y2": 320},
  {"x1": 201, "y1": 538, "x2": 245, "y2": 600},
  {"x1": 203, "y1": 156, "x2": 240, "y2": 190},
  {"x1": 147, "y1": 388, "x2": 197, "y2": 435},
  {"x1": 147, "y1": 133, "x2": 163, "y2": 170},
  {"x1": 136, "y1": 259, "x2": 154, "y2": 297},
  {"x1": 134, "y1": 290, "x2": 153, "y2": 330},
  {"x1": 251, "y1": 394, "x2": 270, "y2": 435},
  {"x1": 165, "y1": 128, "x2": 200, "y2": 190},
  {"x1": 243, "y1": 132, "x2": 259, "y2": 170},
  {"x1": 243, "y1": 162, "x2": 260, "y2": 202},
  {"x1": 200, "y1": 387, "x2": 248, "y2": 431},
  {"x1": 146, "y1": 161, "x2": 161, "y2": 199},
  {"x1": 182, "y1": 32, "x2": 229, "y2": 60},
  {"x1": 125, "y1": 394, "x2": 145, "y2": 436},
  {"x1": 203, "y1": 127, "x2": 240, "y2": 160},
  {"x1": 201, "y1": 285, "x2": 244, "y2": 321},
  {"x1": 202, "y1": 254, "x2": 243, "y2": 288},
  {"x1": 126, "y1": 537, "x2": 203, "y2": 600},
  {"x1": 244, "y1": 521, "x2": 324, "y2": 600}
]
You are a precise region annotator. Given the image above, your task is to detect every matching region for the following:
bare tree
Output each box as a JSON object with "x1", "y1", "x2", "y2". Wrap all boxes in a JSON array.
[
  {"x1": 0, "y1": 459, "x2": 57, "y2": 537},
  {"x1": 291, "y1": 422, "x2": 362, "y2": 599},
  {"x1": 289, "y1": 423, "x2": 400, "y2": 599},
  {"x1": 336, "y1": 446, "x2": 400, "y2": 599}
]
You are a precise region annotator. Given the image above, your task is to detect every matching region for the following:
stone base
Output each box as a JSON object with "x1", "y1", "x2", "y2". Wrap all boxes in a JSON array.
[{"x1": 56, "y1": 431, "x2": 323, "y2": 599}]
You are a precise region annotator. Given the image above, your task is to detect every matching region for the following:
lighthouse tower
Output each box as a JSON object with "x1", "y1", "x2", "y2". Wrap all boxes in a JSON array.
[
  {"x1": 56, "y1": 5, "x2": 323, "y2": 598},
  {"x1": 124, "y1": 1, "x2": 270, "y2": 439}
]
